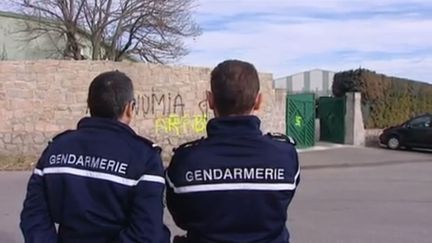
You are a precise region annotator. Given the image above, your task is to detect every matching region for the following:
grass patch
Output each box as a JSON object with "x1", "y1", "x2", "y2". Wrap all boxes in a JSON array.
[{"x1": 0, "y1": 155, "x2": 37, "y2": 171}]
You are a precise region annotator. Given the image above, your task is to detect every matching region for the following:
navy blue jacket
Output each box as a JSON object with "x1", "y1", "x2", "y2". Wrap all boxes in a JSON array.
[
  {"x1": 20, "y1": 117, "x2": 170, "y2": 243},
  {"x1": 166, "y1": 116, "x2": 300, "y2": 243}
]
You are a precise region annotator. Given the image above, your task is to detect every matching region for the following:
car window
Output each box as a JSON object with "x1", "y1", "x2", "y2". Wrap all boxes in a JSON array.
[{"x1": 408, "y1": 116, "x2": 431, "y2": 128}]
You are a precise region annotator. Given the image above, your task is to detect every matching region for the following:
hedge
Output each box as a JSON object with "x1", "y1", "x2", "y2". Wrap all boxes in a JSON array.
[{"x1": 333, "y1": 68, "x2": 432, "y2": 129}]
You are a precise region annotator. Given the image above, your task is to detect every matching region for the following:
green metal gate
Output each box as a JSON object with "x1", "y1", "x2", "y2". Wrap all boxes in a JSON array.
[
  {"x1": 286, "y1": 93, "x2": 315, "y2": 148},
  {"x1": 318, "y1": 96, "x2": 346, "y2": 144}
]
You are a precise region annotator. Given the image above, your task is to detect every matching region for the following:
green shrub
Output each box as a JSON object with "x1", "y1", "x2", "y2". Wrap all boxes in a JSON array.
[{"x1": 333, "y1": 69, "x2": 432, "y2": 128}]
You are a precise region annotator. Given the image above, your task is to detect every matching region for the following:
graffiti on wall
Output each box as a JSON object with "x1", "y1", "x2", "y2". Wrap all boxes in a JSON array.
[
  {"x1": 155, "y1": 114, "x2": 207, "y2": 135},
  {"x1": 134, "y1": 88, "x2": 209, "y2": 119},
  {"x1": 153, "y1": 94, "x2": 210, "y2": 135},
  {"x1": 134, "y1": 89, "x2": 185, "y2": 117},
  {"x1": 84, "y1": 88, "x2": 211, "y2": 135},
  {"x1": 132, "y1": 88, "x2": 211, "y2": 135}
]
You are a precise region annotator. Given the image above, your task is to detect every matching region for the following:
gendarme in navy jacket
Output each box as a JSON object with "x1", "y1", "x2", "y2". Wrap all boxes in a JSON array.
[
  {"x1": 166, "y1": 116, "x2": 300, "y2": 243},
  {"x1": 20, "y1": 117, "x2": 169, "y2": 243}
]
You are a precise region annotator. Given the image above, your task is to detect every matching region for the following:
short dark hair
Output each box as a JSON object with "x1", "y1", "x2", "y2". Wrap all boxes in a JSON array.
[
  {"x1": 87, "y1": 71, "x2": 134, "y2": 119},
  {"x1": 210, "y1": 60, "x2": 260, "y2": 116}
]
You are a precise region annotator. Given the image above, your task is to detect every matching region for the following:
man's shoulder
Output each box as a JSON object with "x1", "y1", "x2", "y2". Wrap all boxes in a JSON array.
[
  {"x1": 173, "y1": 137, "x2": 206, "y2": 153},
  {"x1": 40, "y1": 130, "x2": 76, "y2": 156},
  {"x1": 49, "y1": 130, "x2": 76, "y2": 144},
  {"x1": 132, "y1": 135, "x2": 162, "y2": 154},
  {"x1": 167, "y1": 138, "x2": 207, "y2": 179},
  {"x1": 264, "y1": 132, "x2": 297, "y2": 146}
]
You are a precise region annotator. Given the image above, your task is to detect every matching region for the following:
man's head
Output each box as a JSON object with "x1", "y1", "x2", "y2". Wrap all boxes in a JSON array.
[
  {"x1": 87, "y1": 71, "x2": 135, "y2": 124},
  {"x1": 208, "y1": 60, "x2": 262, "y2": 117}
]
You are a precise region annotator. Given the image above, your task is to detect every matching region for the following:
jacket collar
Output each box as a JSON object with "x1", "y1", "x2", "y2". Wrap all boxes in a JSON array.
[
  {"x1": 207, "y1": 115, "x2": 262, "y2": 137},
  {"x1": 77, "y1": 117, "x2": 137, "y2": 136}
]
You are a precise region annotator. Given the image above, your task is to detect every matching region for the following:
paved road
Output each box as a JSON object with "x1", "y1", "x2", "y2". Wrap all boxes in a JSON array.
[
  {"x1": 299, "y1": 146, "x2": 431, "y2": 169},
  {"x1": 1, "y1": 147, "x2": 431, "y2": 243},
  {"x1": 289, "y1": 157, "x2": 432, "y2": 243}
]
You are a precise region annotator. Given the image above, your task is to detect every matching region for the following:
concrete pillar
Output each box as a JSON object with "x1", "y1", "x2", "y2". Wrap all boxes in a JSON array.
[{"x1": 345, "y1": 92, "x2": 365, "y2": 145}]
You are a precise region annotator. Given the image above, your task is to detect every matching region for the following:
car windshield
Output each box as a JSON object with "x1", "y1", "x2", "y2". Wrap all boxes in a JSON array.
[{"x1": 408, "y1": 116, "x2": 431, "y2": 128}]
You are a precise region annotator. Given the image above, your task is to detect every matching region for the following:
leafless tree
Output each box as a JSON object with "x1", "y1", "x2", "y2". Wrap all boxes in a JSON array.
[{"x1": 15, "y1": 0, "x2": 201, "y2": 62}]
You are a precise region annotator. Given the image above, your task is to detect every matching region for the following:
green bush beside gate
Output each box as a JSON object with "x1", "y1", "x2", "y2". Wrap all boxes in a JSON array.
[{"x1": 333, "y1": 68, "x2": 432, "y2": 129}]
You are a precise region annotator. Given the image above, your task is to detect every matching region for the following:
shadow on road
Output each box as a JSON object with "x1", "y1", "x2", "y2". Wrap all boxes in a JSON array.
[
  {"x1": 300, "y1": 146, "x2": 432, "y2": 170},
  {"x1": 302, "y1": 158, "x2": 432, "y2": 170}
]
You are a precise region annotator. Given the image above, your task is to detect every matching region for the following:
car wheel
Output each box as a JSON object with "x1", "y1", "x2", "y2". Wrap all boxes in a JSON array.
[{"x1": 387, "y1": 136, "x2": 400, "y2": 150}]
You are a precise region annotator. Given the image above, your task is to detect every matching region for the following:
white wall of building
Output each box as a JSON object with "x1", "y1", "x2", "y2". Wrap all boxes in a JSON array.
[{"x1": 274, "y1": 69, "x2": 336, "y2": 96}]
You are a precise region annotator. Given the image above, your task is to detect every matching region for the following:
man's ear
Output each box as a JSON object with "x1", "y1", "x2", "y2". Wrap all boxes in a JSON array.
[
  {"x1": 207, "y1": 91, "x2": 215, "y2": 110},
  {"x1": 125, "y1": 102, "x2": 134, "y2": 121},
  {"x1": 253, "y1": 93, "x2": 263, "y2": 111}
]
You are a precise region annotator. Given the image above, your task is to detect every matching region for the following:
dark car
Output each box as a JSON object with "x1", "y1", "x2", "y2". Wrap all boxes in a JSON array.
[{"x1": 379, "y1": 113, "x2": 432, "y2": 150}]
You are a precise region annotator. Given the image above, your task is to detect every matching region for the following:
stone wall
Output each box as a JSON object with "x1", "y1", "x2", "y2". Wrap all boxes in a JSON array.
[{"x1": 0, "y1": 61, "x2": 285, "y2": 164}]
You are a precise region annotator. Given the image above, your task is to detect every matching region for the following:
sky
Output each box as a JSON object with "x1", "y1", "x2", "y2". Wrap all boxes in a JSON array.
[{"x1": 180, "y1": 0, "x2": 432, "y2": 83}]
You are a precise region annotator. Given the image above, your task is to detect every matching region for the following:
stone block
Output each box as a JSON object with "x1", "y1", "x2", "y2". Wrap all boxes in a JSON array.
[
  {"x1": 5, "y1": 144, "x2": 19, "y2": 152},
  {"x1": 12, "y1": 124, "x2": 25, "y2": 132},
  {"x1": 12, "y1": 134, "x2": 24, "y2": 144},
  {"x1": 33, "y1": 132, "x2": 46, "y2": 144}
]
